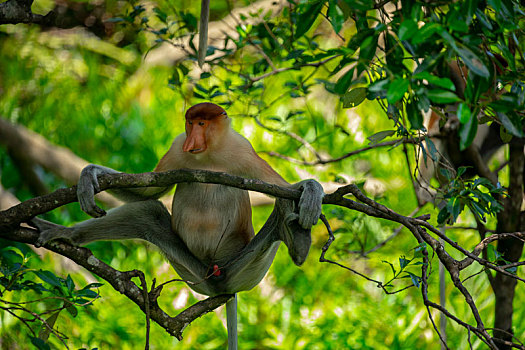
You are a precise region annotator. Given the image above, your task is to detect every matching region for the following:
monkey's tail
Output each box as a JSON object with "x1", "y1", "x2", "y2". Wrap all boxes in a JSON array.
[{"x1": 226, "y1": 294, "x2": 238, "y2": 350}]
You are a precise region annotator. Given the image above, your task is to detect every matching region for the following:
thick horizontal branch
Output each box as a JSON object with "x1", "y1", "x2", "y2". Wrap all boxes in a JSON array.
[{"x1": 0, "y1": 169, "x2": 304, "y2": 228}]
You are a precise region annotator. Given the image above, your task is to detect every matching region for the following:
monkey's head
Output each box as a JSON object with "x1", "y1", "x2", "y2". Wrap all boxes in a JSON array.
[{"x1": 183, "y1": 102, "x2": 229, "y2": 154}]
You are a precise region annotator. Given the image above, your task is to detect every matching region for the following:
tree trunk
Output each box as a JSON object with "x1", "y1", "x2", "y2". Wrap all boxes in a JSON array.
[{"x1": 493, "y1": 138, "x2": 524, "y2": 349}]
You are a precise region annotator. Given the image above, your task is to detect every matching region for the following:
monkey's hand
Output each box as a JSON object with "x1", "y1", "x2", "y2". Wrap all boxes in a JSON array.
[
  {"x1": 295, "y1": 179, "x2": 324, "y2": 229},
  {"x1": 31, "y1": 217, "x2": 74, "y2": 248},
  {"x1": 78, "y1": 164, "x2": 119, "y2": 218}
]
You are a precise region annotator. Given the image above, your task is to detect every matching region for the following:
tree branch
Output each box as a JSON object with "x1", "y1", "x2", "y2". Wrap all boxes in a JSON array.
[
  {"x1": 1, "y1": 168, "x2": 524, "y2": 347},
  {"x1": 0, "y1": 225, "x2": 232, "y2": 340}
]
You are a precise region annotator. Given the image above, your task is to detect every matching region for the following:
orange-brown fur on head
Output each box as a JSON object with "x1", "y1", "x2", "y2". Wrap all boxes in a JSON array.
[{"x1": 185, "y1": 102, "x2": 227, "y2": 121}]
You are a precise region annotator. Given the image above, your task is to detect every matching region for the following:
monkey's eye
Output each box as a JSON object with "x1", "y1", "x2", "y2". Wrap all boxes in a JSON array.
[
  {"x1": 199, "y1": 121, "x2": 205, "y2": 126},
  {"x1": 188, "y1": 121, "x2": 193, "y2": 125}
]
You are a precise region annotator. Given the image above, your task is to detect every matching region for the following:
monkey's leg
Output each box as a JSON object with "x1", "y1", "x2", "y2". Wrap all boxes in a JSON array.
[
  {"x1": 218, "y1": 197, "x2": 310, "y2": 294},
  {"x1": 34, "y1": 200, "x2": 209, "y2": 282}
]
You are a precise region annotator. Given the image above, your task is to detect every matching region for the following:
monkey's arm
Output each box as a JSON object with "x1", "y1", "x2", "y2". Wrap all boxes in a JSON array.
[
  {"x1": 242, "y1": 150, "x2": 324, "y2": 229},
  {"x1": 78, "y1": 164, "x2": 173, "y2": 217}
]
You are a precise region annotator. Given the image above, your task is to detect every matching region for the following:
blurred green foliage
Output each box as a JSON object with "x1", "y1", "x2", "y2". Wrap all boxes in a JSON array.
[{"x1": 1, "y1": 0, "x2": 524, "y2": 349}]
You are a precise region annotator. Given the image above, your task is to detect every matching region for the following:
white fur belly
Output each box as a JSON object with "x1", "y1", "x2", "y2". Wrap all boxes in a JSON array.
[{"x1": 171, "y1": 183, "x2": 251, "y2": 263}]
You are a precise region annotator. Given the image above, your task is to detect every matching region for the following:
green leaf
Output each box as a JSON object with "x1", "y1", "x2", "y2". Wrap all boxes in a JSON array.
[
  {"x1": 414, "y1": 242, "x2": 427, "y2": 258},
  {"x1": 452, "y1": 197, "x2": 462, "y2": 221},
  {"x1": 180, "y1": 11, "x2": 197, "y2": 31},
  {"x1": 506, "y1": 266, "x2": 518, "y2": 274},
  {"x1": 500, "y1": 125, "x2": 513, "y2": 143},
  {"x1": 406, "y1": 98, "x2": 423, "y2": 129},
  {"x1": 328, "y1": 0, "x2": 344, "y2": 33},
  {"x1": 427, "y1": 89, "x2": 461, "y2": 104},
  {"x1": 459, "y1": 112, "x2": 478, "y2": 150},
  {"x1": 498, "y1": 112, "x2": 523, "y2": 137},
  {"x1": 457, "y1": 103, "x2": 471, "y2": 124},
  {"x1": 413, "y1": 23, "x2": 442, "y2": 45},
  {"x1": 469, "y1": 201, "x2": 487, "y2": 221},
  {"x1": 406, "y1": 272, "x2": 421, "y2": 288},
  {"x1": 439, "y1": 167, "x2": 453, "y2": 181},
  {"x1": 83, "y1": 282, "x2": 104, "y2": 289},
  {"x1": 335, "y1": 68, "x2": 355, "y2": 94},
  {"x1": 65, "y1": 275, "x2": 75, "y2": 292},
  {"x1": 413, "y1": 72, "x2": 455, "y2": 90},
  {"x1": 76, "y1": 289, "x2": 99, "y2": 298},
  {"x1": 342, "y1": 87, "x2": 367, "y2": 108},
  {"x1": 358, "y1": 34, "x2": 379, "y2": 65},
  {"x1": 398, "y1": 20, "x2": 418, "y2": 41},
  {"x1": 347, "y1": 28, "x2": 375, "y2": 51},
  {"x1": 455, "y1": 45, "x2": 490, "y2": 78},
  {"x1": 30, "y1": 337, "x2": 50, "y2": 350},
  {"x1": 399, "y1": 257, "x2": 410, "y2": 269},
  {"x1": 387, "y1": 78, "x2": 409, "y2": 104},
  {"x1": 153, "y1": 7, "x2": 168, "y2": 23},
  {"x1": 342, "y1": 0, "x2": 374, "y2": 11},
  {"x1": 367, "y1": 79, "x2": 389, "y2": 98},
  {"x1": 105, "y1": 17, "x2": 125, "y2": 23},
  {"x1": 457, "y1": 167, "x2": 468, "y2": 177},
  {"x1": 448, "y1": 14, "x2": 469, "y2": 33},
  {"x1": 475, "y1": 8, "x2": 493, "y2": 30},
  {"x1": 34, "y1": 270, "x2": 62, "y2": 288},
  {"x1": 382, "y1": 260, "x2": 396, "y2": 275},
  {"x1": 437, "y1": 206, "x2": 450, "y2": 224},
  {"x1": 367, "y1": 130, "x2": 395, "y2": 144},
  {"x1": 464, "y1": 75, "x2": 490, "y2": 104},
  {"x1": 39, "y1": 311, "x2": 60, "y2": 341},
  {"x1": 439, "y1": 30, "x2": 490, "y2": 78},
  {"x1": 424, "y1": 136, "x2": 438, "y2": 162},
  {"x1": 66, "y1": 303, "x2": 78, "y2": 318},
  {"x1": 295, "y1": 1, "x2": 325, "y2": 39}
]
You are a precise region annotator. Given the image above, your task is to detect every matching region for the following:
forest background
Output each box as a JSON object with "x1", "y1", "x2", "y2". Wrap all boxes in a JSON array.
[{"x1": 0, "y1": 0, "x2": 524, "y2": 349}]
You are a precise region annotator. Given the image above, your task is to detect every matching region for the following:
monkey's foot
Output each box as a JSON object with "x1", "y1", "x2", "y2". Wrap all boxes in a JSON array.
[
  {"x1": 30, "y1": 217, "x2": 73, "y2": 247},
  {"x1": 282, "y1": 213, "x2": 312, "y2": 266}
]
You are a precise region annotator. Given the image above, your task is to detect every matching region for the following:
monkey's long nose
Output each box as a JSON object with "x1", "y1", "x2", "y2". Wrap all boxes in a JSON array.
[{"x1": 183, "y1": 131, "x2": 207, "y2": 153}]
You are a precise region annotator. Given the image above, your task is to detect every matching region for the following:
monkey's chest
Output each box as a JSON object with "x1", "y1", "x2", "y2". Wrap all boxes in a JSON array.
[{"x1": 171, "y1": 183, "x2": 253, "y2": 263}]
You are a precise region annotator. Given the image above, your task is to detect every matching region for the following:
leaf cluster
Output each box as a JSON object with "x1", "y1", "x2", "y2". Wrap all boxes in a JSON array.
[
  {"x1": 436, "y1": 168, "x2": 506, "y2": 224},
  {"x1": 1, "y1": 240, "x2": 102, "y2": 348}
]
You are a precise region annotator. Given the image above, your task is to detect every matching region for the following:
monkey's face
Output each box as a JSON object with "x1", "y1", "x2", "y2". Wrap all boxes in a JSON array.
[
  {"x1": 183, "y1": 102, "x2": 229, "y2": 155},
  {"x1": 183, "y1": 119, "x2": 209, "y2": 154}
]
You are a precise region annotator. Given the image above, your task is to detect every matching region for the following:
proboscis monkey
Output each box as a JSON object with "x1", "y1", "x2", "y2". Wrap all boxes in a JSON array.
[{"x1": 33, "y1": 102, "x2": 324, "y2": 350}]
